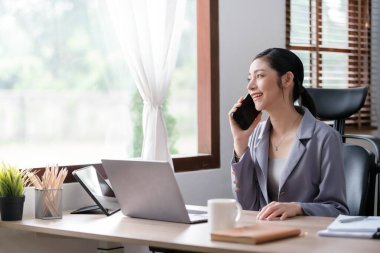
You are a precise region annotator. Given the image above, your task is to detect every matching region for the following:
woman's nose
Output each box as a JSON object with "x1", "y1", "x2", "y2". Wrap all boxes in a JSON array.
[{"x1": 247, "y1": 79, "x2": 256, "y2": 91}]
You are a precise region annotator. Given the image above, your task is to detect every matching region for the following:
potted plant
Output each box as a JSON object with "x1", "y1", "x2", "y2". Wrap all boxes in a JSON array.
[{"x1": 0, "y1": 163, "x2": 30, "y2": 221}]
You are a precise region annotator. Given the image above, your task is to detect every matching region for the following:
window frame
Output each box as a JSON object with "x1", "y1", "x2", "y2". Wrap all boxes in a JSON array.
[
  {"x1": 286, "y1": 0, "x2": 372, "y2": 127},
  {"x1": 32, "y1": 0, "x2": 220, "y2": 182},
  {"x1": 174, "y1": 0, "x2": 220, "y2": 172}
]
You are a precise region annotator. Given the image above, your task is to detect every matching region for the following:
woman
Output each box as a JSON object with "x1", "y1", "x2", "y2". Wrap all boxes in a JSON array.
[{"x1": 229, "y1": 48, "x2": 349, "y2": 220}]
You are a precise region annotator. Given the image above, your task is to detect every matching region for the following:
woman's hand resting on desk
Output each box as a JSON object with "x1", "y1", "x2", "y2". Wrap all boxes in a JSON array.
[{"x1": 256, "y1": 201, "x2": 304, "y2": 220}]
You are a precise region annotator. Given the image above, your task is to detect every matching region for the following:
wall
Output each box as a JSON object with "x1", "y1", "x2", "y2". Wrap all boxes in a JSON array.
[
  {"x1": 0, "y1": 1, "x2": 286, "y2": 252},
  {"x1": 372, "y1": 0, "x2": 380, "y2": 215},
  {"x1": 373, "y1": 0, "x2": 380, "y2": 123},
  {"x1": 176, "y1": 0, "x2": 286, "y2": 205}
]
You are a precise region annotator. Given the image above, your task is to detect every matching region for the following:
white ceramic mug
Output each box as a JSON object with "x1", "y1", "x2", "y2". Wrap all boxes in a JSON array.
[{"x1": 207, "y1": 198, "x2": 242, "y2": 232}]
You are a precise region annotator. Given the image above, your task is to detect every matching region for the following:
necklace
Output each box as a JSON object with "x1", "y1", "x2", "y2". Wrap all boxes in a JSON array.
[
  {"x1": 273, "y1": 135, "x2": 288, "y2": 151},
  {"x1": 271, "y1": 115, "x2": 301, "y2": 151}
]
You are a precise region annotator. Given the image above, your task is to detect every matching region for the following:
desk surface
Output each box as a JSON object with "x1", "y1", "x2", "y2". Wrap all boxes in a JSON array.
[{"x1": 0, "y1": 209, "x2": 378, "y2": 253}]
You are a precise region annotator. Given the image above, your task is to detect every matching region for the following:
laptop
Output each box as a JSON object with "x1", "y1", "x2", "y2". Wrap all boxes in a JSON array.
[
  {"x1": 72, "y1": 165, "x2": 120, "y2": 216},
  {"x1": 101, "y1": 159, "x2": 207, "y2": 224}
]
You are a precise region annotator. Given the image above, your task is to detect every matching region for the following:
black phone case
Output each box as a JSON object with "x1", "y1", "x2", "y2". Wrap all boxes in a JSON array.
[{"x1": 232, "y1": 94, "x2": 260, "y2": 130}]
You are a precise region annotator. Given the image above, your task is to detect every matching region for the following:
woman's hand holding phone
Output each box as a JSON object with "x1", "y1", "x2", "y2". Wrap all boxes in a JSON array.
[
  {"x1": 232, "y1": 94, "x2": 261, "y2": 129},
  {"x1": 229, "y1": 94, "x2": 261, "y2": 157}
]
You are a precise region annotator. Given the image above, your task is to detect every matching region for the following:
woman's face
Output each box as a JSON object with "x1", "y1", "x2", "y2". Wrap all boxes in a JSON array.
[{"x1": 247, "y1": 57, "x2": 283, "y2": 112}]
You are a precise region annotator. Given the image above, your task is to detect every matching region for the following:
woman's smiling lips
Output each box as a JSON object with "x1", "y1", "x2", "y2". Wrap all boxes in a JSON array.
[{"x1": 251, "y1": 92, "x2": 263, "y2": 101}]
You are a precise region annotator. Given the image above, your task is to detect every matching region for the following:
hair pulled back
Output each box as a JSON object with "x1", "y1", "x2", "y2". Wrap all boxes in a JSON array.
[{"x1": 254, "y1": 48, "x2": 316, "y2": 116}]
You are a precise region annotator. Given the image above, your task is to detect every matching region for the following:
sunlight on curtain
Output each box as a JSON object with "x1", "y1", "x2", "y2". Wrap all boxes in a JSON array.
[
  {"x1": 0, "y1": 0, "x2": 137, "y2": 167},
  {"x1": 106, "y1": 0, "x2": 187, "y2": 167}
]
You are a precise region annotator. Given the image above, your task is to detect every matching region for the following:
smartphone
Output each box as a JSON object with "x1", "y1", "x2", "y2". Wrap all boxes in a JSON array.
[{"x1": 232, "y1": 94, "x2": 261, "y2": 130}]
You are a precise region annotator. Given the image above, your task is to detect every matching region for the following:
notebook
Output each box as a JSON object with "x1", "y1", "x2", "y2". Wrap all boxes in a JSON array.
[
  {"x1": 211, "y1": 224, "x2": 302, "y2": 244},
  {"x1": 72, "y1": 165, "x2": 120, "y2": 216},
  {"x1": 318, "y1": 215, "x2": 380, "y2": 239},
  {"x1": 101, "y1": 159, "x2": 207, "y2": 224},
  {"x1": 326, "y1": 215, "x2": 380, "y2": 233}
]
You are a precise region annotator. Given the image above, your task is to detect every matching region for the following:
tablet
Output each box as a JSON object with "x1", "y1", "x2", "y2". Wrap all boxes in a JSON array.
[{"x1": 72, "y1": 166, "x2": 120, "y2": 216}]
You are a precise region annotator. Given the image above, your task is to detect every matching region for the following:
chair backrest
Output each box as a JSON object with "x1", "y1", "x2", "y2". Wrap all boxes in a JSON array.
[
  {"x1": 343, "y1": 144, "x2": 374, "y2": 215},
  {"x1": 307, "y1": 87, "x2": 368, "y2": 135},
  {"x1": 306, "y1": 87, "x2": 376, "y2": 216}
]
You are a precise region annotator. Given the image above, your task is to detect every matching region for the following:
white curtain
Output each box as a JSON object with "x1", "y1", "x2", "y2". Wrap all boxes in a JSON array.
[{"x1": 106, "y1": 0, "x2": 187, "y2": 167}]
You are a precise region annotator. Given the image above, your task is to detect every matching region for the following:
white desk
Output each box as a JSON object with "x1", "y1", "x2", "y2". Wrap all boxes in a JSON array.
[{"x1": 0, "y1": 210, "x2": 378, "y2": 253}]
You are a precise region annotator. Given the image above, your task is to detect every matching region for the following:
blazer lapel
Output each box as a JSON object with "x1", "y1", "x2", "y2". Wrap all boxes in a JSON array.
[
  {"x1": 279, "y1": 108, "x2": 316, "y2": 190},
  {"x1": 279, "y1": 139, "x2": 306, "y2": 190},
  {"x1": 254, "y1": 120, "x2": 271, "y2": 204}
]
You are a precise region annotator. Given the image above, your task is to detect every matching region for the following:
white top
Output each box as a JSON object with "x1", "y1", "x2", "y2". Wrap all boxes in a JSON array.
[{"x1": 268, "y1": 158, "x2": 287, "y2": 202}]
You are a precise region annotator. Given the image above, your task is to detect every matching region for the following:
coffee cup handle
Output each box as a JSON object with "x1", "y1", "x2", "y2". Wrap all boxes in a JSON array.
[{"x1": 235, "y1": 201, "x2": 242, "y2": 222}]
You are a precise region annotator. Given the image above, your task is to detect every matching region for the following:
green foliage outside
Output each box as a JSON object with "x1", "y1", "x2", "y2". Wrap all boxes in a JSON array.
[
  {"x1": 0, "y1": 0, "x2": 195, "y2": 158},
  {"x1": 0, "y1": 164, "x2": 29, "y2": 197},
  {"x1": 131, "y1": 90, "x2": 178, "y2": 157}
]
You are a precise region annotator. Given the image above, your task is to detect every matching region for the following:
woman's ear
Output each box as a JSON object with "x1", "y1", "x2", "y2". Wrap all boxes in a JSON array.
[{"x1": 281, "y1": 71, "x2": 294, "y2": 88}]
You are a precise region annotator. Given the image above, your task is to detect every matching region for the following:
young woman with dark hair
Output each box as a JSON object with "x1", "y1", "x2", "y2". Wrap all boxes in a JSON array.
[{"x1": 229, "y1": 48, "x2": 348, "y2": 220}]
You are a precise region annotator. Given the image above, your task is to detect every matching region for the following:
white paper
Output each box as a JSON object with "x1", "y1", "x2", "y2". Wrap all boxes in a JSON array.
[
  {"x1": 327, "y1": 215, "x2": 380, "y2": 233},
  {"x1": 318, "y1": 229, "x2": 375, "y2": 239}
]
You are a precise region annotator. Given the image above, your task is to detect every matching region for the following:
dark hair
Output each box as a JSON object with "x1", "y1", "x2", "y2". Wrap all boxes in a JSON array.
[{"x1": 253, "y1": 48, "x2": 316, "y2": 116}]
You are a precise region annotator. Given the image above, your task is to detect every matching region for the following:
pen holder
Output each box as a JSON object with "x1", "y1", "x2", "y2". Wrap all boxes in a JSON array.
[{"x1": 35, "y1": 189, "x2": 63, "y2": 219}]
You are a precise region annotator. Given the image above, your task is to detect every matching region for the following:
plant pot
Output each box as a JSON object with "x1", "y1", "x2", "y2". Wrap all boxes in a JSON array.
[{"x1": 0, "y1": 195, "x2": 25, "y2": 221}]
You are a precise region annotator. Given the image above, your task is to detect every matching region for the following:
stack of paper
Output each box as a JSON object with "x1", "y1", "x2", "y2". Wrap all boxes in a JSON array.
[
  {"x1": 318, "y1": 214, "x2": 380, "y2": 239},
  {"x1": 211, "y1": 224, "x2": 302, "y2": 244}
]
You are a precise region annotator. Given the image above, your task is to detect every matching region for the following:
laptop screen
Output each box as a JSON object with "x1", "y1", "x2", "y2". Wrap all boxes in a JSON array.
[{"x1": 72, "y1": 166, "x2": 120, "y2": 215}]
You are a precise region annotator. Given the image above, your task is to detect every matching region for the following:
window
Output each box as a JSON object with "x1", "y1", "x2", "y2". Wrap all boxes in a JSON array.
[
  {"x1": 0, "y1": 0, "x2": 219, "y2": 179},
  {"x1": 286, "y1": 0, "x2": 372, "y2": 127}
]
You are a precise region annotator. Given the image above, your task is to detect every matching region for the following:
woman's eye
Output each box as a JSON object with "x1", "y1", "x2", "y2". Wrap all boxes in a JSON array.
[{"x1": 256, "y1": 74, "x2": 263, "y2": 79}]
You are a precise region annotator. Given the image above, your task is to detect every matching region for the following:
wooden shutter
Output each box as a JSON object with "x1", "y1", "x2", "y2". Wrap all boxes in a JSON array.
[{"x1": 286, "y1": 0, "x2": 373, "y2": 127}]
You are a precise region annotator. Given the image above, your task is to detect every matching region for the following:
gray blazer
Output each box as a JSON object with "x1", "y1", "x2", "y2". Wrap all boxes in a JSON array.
[{"x1": 231, "y1": 107, "x2": 349, "y2": 217}]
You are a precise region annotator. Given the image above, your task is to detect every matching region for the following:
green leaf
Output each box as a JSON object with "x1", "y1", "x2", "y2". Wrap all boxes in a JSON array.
[{"x1": 0, "y1": 163, "x2": 26, "y2": 197}]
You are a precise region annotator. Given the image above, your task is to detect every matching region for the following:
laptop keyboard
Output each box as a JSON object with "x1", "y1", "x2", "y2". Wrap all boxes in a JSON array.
[
  {"x1": 187, "y1": 208, "x2": 208, "y2": 223},
  {"x1": 187, "y1": 209, "x2": 207, "y2": 215},
  {"x1": 189, "y1": 213, "x2": 208, "y2": 222}
]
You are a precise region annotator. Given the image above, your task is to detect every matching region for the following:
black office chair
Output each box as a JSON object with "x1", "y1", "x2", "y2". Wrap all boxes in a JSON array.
[
  {"x1": 307, "y1": 87, "x2": 379, "y2": 216},
  {"x1": 342, "y1": 144, "x2": 374, "y2": 215}
]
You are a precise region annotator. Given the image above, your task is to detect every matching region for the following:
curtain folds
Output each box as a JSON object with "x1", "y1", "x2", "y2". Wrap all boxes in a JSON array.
[{"x1": 106, "y1": 0, "x2": 187, "y2": 167}]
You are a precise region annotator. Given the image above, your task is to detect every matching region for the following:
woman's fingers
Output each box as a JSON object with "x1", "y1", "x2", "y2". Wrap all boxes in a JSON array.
[
  {"x1": 265, "y1": 207, "x2": 285, "y2": 220},
  {"x1": 256, "y1": 202, "x2": 299, "y2": 221},
  {"x1": 280, "y1": 212, "x2": 289, "y2": 221},
  {"x1": 229, "y1": 96, "x2": 245, "y2": 117},
  {"x1": 256, "y1": 202, "x2": 275, "y2": 220},
  {"x1": 229, "y1": 101, "x2": 243, "y2": 118}
]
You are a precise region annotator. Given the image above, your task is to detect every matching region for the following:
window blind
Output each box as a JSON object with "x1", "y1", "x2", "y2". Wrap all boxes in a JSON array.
[{"x1": 286, "y1": 0, "x2": 373, "y2": 127}]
